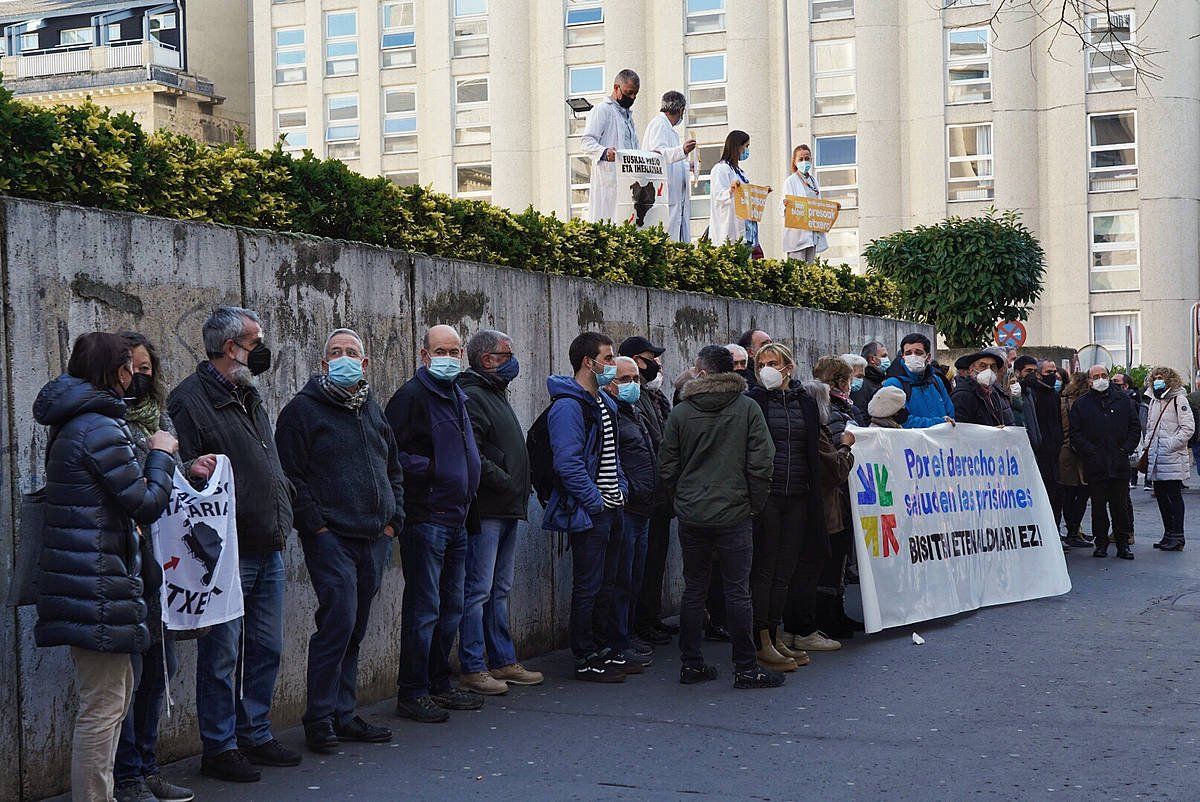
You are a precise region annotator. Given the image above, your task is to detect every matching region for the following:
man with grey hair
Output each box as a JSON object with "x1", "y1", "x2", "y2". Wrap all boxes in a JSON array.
[
  {"x1": 643, "y1": 90, "x2": 698, "y2": 242},
  {"x1": 854, "y1": 341, "x2": 890, "y2": 410},
  {"x1": 275, "y1": 328, "x2": 404, "y2": 753},
  {"x1": 456, "y1": 329, "x2": 542, "y2": 694},
  {"x1": 169, "y1": 306, "x2": 301, "y2": 780},
  {"x1": 581, "y1": 68, "x2": 642, "y2": 222}
]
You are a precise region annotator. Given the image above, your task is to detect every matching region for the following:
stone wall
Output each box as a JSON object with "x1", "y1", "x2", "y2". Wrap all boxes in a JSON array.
[{"x1": 0, "y1": 197, "x2": 934, "y2": 800}]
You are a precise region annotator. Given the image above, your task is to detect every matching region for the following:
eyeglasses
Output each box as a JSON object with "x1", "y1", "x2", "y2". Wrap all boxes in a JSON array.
[
  {"x1": 612, "y1": 375, "x2": 639, "y2": 385},
  {"x1": 486, "y1": 352, "x2": 513, "y2": 362}
]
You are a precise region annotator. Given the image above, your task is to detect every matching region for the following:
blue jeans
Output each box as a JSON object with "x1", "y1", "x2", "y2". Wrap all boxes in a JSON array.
[
  {"x1": 114, "y1": 637, "x2": 177, "y2": 782},
  {"x1": 398, "y1": 521, "x2": 467, "y2": 699},
  {"x1": 301, "y1": 533, "x2": 392, "y2": 726},
  {"x1": 459, "y1": 518, "x2": 520, "y2": 673},
  {"x1": 623, "y1": 513, "x2": 650, "y2": 644},
  {"x1": 196, "y1": 550, "x2": 285, "y2": 756},
  {"x1": 568, "y1": 509, "x2": 622, "y2": 658}
]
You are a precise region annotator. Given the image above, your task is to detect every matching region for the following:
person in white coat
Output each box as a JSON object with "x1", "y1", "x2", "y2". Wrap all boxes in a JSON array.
[
  {"x1": 580, "y1": 69, "x2": 641, "y2": 223},
  {"x1": 708, "y1": 130, "x2": 769, "y2": 249},
  {"x1": 1138, "y1": 366, "x2": 1195, "y2": 550},
  {"x1": 641, "y1": 91, "x2": 698, "y2": 242},
  {"x1": 781, "y1": 144, "x2": 828, "y2": 263}
]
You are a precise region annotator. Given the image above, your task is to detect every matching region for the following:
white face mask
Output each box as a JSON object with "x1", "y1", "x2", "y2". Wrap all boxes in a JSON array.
[
  {"x1": 903, "y1": 354, "x2": 927, "y2": 375},
  {"x1": 975, "y1": 368, "x2": 996, "y2": 387},
  {"x1": 759, "y1": 366, "x2": 784, "y2": 391},
  {"x1": 1091, "y1": 378, "x2": 1110, "y2": 393},
  {"x1": 1008, "y1": 381, "x2": 1021, "y2": 397},
  {"x1": 645, "y1": 373, "x2": 664, "y2": 392}
]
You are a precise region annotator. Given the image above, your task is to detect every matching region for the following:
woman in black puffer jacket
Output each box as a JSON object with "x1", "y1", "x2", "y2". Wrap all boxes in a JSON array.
[{"x1": 32, "y1": 332, "x2": 176, "y2": 802}]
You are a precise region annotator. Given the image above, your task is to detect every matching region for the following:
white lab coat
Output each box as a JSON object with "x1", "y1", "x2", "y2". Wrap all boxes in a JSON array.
[
  {"x1": 781, "y1": 171, "x2": 828, "y2": 256},
  {"x1": 642, "y1": 112, "x2": 690, "y2": 242},
  {"x1": 708, "y1": 161, "x2": 745, "y2": 245},
  {"x1": 580, "y1": 97, "x2": 639, "y2": 223}
]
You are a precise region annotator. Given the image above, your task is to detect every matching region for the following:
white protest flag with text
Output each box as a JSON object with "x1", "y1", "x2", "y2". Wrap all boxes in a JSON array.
[{"x1": 614, "y1": 150, "x2": 669, "y2": 231}]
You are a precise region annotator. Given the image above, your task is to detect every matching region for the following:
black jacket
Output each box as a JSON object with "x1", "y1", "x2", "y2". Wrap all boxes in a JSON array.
[
  {"x1": 458, "y1": 369, "x2": 531, "y2": 521},
  {"x1": 829, "y1": 393, "x2": 868, "y2": 441},
  {"x1": 1029, "y1": 379, "x2": 1063, "y2": 456},
  {"x1": 32, "y1": 375, "x2": 174, "y2": 653},
  {"x1": 275, "y1": 377, "x2": 405, "y2": 538},
  {"x1": 615, "y1": 397, "x2": 659, "y2": 517},
  {"x1": 951, "y1": 376, "x2": 1016, "y2": 427},
  {"x1": 851, "y1": 363, "x2": 886, "y2": 410},
  {"x1": 636, "y1": 385, "x2": 671, "y2": 453},
  {"x1": 1069, "y1": 388, "x2": 1141, "y2": 482},
  {"x1": 169, "y1": 363, "x2": 294, "y2": 554}
]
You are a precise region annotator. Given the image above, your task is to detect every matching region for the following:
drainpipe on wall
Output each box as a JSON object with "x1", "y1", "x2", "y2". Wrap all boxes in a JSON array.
[{"x1": 782, "y1": 0, "x2": 792, "y2": 150}]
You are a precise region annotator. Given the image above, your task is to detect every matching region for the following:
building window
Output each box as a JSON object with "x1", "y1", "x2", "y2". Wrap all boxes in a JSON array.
[
  {"x1": 686, "y1": 0, "x2": 725, "y2": 34},
  {"x1": 454, "y1": 76, "x2": 490, "y2": 145},
  {"x1": 813, "y1": 39, "x2": 855, "y2": 116},
  {"x1": 566, "y1": 0, "x2": 604, "y2": 46},
  {"x1": 946, "y1": 27, "x2": 991, "y2": 104},
  {"x1": 274, "y1": 27, "x2": 306, "y2": 85},
  {"x1": 106, "y1": 23, "x2": 124, "y2": 42},
  {"x1": 1090, "y1": 211, "x2": 1139, "y2": 293},
  {"x1": 453, "y1": 0, "x2": 488, "y2": 58},
  {"x1": 825, "y1": 228, "x2": 860, "y2": 271},
  {"x1": 943, "y1": 0, "x2": 989, "y2": 6},
  {"x1": 60, "y1": 28, "x2": 93, "y2": 47},
  {"x1": 567, "y1": 66, "x2": 606, "y2": 136},
  {"x1": 814, "y1": 135, "x2": 857, "y2": 208},
  {"x1": 1092, "y1": 312, "x2": 1140, "y2": 366},
  {"x1": 811, "y1": 0, "x2": 853, "y2": 21},
  {"x1": 326, "y1": 93, "x2": 360, "y2": 159},
  {"x1": 946, "y1": 123, "x2": 993, "y2": 201},
  {"x1": 1088, "y1": 111, "x2": 1137, "y2": 192},
  {"x1": 1086, "y1": 10, "x2": 1135, "y2": 92},
  {"x1": 149, "y1": 12, "x2": 177, "y2": 32},
  {"x1": 381, "y1": 1, "x2": 416, "y2": 68},
  {"x1": 386, "y1": 170, "x2": 420, "y2": 188},
  {"x1": 277, "y1": 109, "x2": 308, "y2": 152},
  {"x1": 324, "y1": 11, "x2": 358, "y2": 77},
  {"x1": 686, "y1": 53, "x2": 727, "y2": 128},
  {"x1": 570, "y1": 155, "x2": 592, "y2": 218},
  {"x1": 456, "y1": 162, "x2": 493, "y2": 200},
  {"x1": 689, "y1": 143, "x2": 724, "y2": 228},
  {"x1": 383, "y1": 87, "x2": 417, "y2": 154},
  {"x1": 20, "y1": 32, "x2": 39, "y2": 52}
]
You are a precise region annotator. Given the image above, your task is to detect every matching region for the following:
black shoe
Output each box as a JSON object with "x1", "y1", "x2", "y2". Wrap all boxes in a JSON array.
[
  {"x1": 1064, "y1": 534, "x2": 1093, "y2": 549},
  {"x1": 653, "y1": 620, "x2": 680, "y2": 635},
  {"x1": 1116, "y1": 546, "x2": 1135, "y2": 560},
  {"x1": 395, "y1": 695, "x2": 450, "y2": 723},
  {"x1": 335, "y1": 715, "x2": 392, "y2": 743},
  {"x1": 1061, "y1": 539, "x2": 1072, "y2": 554},
  {"x1": 613, "y1": 649, "x2": 645, "y2": 673},
  {"x1": 625, "y1": 647, "x2": 653, "y2": 667},
  {"x1": 574, "y1": 653, "x2": 626, "y2": 683},
  {"x1": 842, "y1": 611, "x2": 865, "y2": 633},
  {"x1": 1093, "y1": 543, "x2": 1109, "y2": 558},
  {"x1": 1160, "y1": 536, "x2": 1186, "y2": 552},
  {"x1": 598, "y1": 647, "x2": 634, "y2": 674},
  {"x1": 303, "y1": 722, "x2": 338, "y2": 754},
  {"x1": 734, "y1": 666, "x2": 786, "y2": 689},
  {"x1": 199, "y1": 749, "x2": 261, "y2": 783},
  {"x1": 679, "y1": 664, "x2": 719, "y2": 685},
  {"x1": 703, "y1": 624, "x2": 731, "y2": 642},
  {"x1": 432, "y1": 687, "x2": 484, "y2": 711},
  {"x1": 638, "y1": 627, "x2": 671, "y2": 645},
  {"x1": 241, "y1": 739, "x2": 301, "y2": 767},
  {"x1": 629, "y1": 636, "x2": 655, "y2": 656}
]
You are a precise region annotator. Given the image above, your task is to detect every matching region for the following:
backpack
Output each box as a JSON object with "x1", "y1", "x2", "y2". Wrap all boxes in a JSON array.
[{"x1": 526, "y1": 394, "x2": 597, "y2": 506}]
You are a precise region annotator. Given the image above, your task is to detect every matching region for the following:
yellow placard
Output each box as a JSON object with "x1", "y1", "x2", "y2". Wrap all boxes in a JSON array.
[
  {"x1": 784, "y1": 195, "x2": 841, "y2": 233},
  {"x1": 733, "y1": 183, "x2": 771, "y2": 222}
]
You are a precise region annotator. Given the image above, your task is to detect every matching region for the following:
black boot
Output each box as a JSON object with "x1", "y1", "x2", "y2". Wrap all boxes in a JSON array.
[
  {"x1": 816, "y1": 594, "x2": 853, "y2": 639},
  {"x1": 1115, "y1": 535, "x2": 1134, "y2": 560},
  {"x1": 1159, "y1": 534, "x2": 1185, "y2": 552},
  {"x1": 1092, "y1": 537, "x2": 1109, "y2": 558}
]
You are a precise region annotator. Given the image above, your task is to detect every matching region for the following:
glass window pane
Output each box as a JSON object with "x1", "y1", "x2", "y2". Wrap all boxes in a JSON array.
[
  {"x1": 456, "y1": 79, "x2": 488, "y2": 104},
  {"x1": 1089, "y1": 270, "x2": 1140, "y2": 293},
  {"x1": 948, "y1": 125, "x2": 991, "y2": 157},
  {"x1": 1091, "y1": 148, "x2": 1135, "y2": 169},
  {"x1": 948, "y1": 28, "x2": 987, "y2": 57},
  {"x1": 276, "y1": 28, "x2": 304, "y2": 47},
  {"x1": 566, "y1": 7, "x2": 603, "y2": 25},
  {"x1": 278, "y1": 110, "x2": 306, "y2": 128},
  {"x1": 815, "y1": 136, "x2": 855, "y2": 166},
  {"x1": 457, "y1": 164, "x2": 493, "y2": 192},
  {"x1": 456, "y1": 0, "x2": 488, "y2": 15},
  {"x1": 326, "y1": 12, "x2": 357, "y2": 37},
  {"x1": 387, "y1": 171, "x2": 420, "y2": 187},
  {"x1": 1093, "y1": 213, "x2": 1136, "y2": 242},
  {"x1": 687, "y1": 85, "x2": 726, "y2": 105},
  {"x1": 276, "y1": 50, "x2": 305, "y2": 66},
  {"x1": 687, "y1": 0, "x2": 725, "y2": 11},
  {"x1": 569, "y1": 66, "x2": 604, "y2": 95},
  {"x1": 326, "y1": 41, "x2": 357, "y2": 58},
  {"x1": 1090, "y1": 113, "x2": 1135, "y2": 146},
  {"x1": 815, "y1": 41, "x2": 853, "y2": 71},
  {"x1": 687, "y1": 106, "x2": 728, "y2": 126},
  {"x1": 570, "y1": 156, "x2": 592, "y2": 185},
  {"x1": 815, "y1": 74, "x2": 855, "y2": 94},
  {"x1": 382, "y1": 32, "x2": 415, "y2": 48},
  {"x1": 688, "y1": 54, "x2": 726, "y2": 83},
  {"x1": 386, "y1": 90, "x2": 416, "y2": 113},
  {"x1": 383, "y1": 48, "x2": 417, "y2": 67},
  {"x1": 811, "y1": 0, "x2": 854, "y2": 21},
  {"x1": 382, "y1": 2, "x2": 415, "y2": 28}
]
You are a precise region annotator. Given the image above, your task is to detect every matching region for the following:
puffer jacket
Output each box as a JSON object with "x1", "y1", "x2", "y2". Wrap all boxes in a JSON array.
[
  {"x1": 32, "y1": 375, "x2": 174, "y2": 653},
  {"x1": 746, "y1": 381, "x2": 816, "y2": 497},
  {"x1": 1139, "y1": 387, "x2": 1196, "y2": 481},
  {"x1": 828, "y1": 391, "x2": 867, "y2": 441}
]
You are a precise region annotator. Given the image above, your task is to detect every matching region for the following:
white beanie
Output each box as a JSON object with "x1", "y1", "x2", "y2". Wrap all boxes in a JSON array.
[{"x1": 868, "y1": 385, "x2": 907, "y2": 419}]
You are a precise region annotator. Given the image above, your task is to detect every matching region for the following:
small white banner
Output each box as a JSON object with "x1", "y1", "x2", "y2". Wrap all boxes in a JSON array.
[
  {"x1": 848, "y1": 423, "x2": 1071, "y2": 633},
  {"x1": 615, "y1": 149, "x2": 669, "y2": 231},
  {"x1": 152, "y1": 455, "x2": 243, "y2": 630}
]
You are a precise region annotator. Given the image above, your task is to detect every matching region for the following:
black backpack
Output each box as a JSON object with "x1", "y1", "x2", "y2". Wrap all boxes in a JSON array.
[{"x1": 526, "y1": 395, "x2": 597, "y2": 506}]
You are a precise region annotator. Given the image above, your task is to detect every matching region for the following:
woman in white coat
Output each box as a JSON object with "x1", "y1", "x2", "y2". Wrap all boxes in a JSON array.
[
  {"x1": 781, "y1": 144, "x2": 828, "y2": 263},
  {"x1": 708, "y1": 130, "x2": 769, "y2": 250},
  {"x1": 1138, "y1": 366, "x2": 1195, "y2": 550}
]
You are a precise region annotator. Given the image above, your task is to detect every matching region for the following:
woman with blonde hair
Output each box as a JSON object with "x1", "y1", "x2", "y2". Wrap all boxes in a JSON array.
[
  {"x1": 1138, "y1": 366, "x2": 1195, "y2": 550},
  {"x1": 1058, "y1": 372, "x2": 1092, "y2": 549},
  {"x1": 780, "y1": 144, "x2": 828, "y2": 263}
]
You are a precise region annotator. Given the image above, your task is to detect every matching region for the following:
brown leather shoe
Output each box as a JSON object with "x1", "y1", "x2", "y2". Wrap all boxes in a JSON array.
[
  {"x1": 490, "y1": 663, "x2": 544, "y2": 686},
  {"x1": 458, "y1": 671, "x2": 509, "y2": 696}
]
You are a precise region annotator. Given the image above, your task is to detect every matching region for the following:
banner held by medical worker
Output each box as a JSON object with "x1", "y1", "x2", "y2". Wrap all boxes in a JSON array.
[
  {"x1": 152, "y1": 455, "x2": 243, "y2": 630},
  {"x1": 616, "y1": 150, "x2": 668, "y2": 231},
  {"x1": 733, "y1": 183, "x2": 771, "y2": 222},
  {"x1": 848, "y1": 423, "x2": 1071, "y2": 634},
  {"x1": 784, "y1": 195, "x2": 840, "y2": 233}
]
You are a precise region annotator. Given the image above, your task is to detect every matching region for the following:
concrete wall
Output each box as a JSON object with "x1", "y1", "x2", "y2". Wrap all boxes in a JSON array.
[{"x1": 0, "y1": 196, "x2": 934, "y2": 800}]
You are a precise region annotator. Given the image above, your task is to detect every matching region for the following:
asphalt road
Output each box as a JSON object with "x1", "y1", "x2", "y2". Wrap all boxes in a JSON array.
[{"x1": 103, "y1": 486, "x2": 1200, "y2": 801}]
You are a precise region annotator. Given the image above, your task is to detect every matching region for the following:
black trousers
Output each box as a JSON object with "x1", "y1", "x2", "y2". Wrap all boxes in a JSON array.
[
  {"x1": 818, "y1": 528, "x2": 851, "y2": 593},
  {"x1": 750, "y1": 496, "x2": 805, "y2": 632},
  {"x1": 1154, "y1": 479, "x2": 1185, "y2": 534},
  {"x1": 634, "y1": 506, "x2": 673, "y2": 632},
  {"x1": 1036, "y1": 450, "x2": 1062, "y2": 529},
  {"x1": 678, "y1": 521, "x2": 756, "y2": 673},
  {"x1": 1062, "y1": 485, "x2": 1088, "y2": 534},
  {"x1": 1089, "y1": 478, "x2": 1134, "y2": 546}
]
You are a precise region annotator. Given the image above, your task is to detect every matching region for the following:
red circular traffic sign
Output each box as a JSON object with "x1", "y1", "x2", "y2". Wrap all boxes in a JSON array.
[{"x1": 994, "y1": 320, "x2": 1027, "y2": 349}]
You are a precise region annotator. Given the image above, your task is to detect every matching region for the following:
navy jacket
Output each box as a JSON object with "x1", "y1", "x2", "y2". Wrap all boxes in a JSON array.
[
  {"x1": 615, "y1": 396, "x2": 659, "y2": 518},
  {"x1": 275, "y1": 377, "x2": 405, "y2": 538},
  {"x1": 385, "y1": 367, "x2": 481, "y2": 529},
  {"x1": 32, "y1": 375, "x2": 174, "y2": 653}
]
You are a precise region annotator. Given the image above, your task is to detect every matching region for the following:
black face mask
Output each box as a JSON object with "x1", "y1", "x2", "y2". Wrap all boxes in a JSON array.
[
  {"x1": 617, "y1": 91, "x2": 635, "y2": 110},
  {"x1": 232, "y1": 341, "x2": 272, "y2": 376},
  {"x1": 125, "y1": 372, "x2": 153, "y2": 403},
  {"x1": 638, "y1": 360, "x2": 660, "y2": 383}
]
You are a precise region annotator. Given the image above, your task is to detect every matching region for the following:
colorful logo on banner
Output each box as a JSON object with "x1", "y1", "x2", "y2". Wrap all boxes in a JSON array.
[
  {"x1": 733, "y1": 183, "x2": 771, "y2": 222},
  {"x1": 783, "y1": 195, "x2": 840, "y2": 232},
  {"x1": 616, "y1": 150, "x2": 669, "y2": 231}
]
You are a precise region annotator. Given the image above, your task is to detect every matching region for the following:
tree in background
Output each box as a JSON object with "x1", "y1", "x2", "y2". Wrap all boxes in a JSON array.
[{"x1": 863, "y1": 208, "x2": 1045, "y2": 349}]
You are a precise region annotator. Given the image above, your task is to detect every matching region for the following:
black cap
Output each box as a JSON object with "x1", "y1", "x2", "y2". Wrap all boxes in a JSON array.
[{"x1": 619, "y1": 336, "x2": 665, "y2": 358}]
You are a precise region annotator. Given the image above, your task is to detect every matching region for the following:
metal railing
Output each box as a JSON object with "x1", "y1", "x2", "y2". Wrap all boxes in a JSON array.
[{"x1": 15, "y1": 46, "x2": 91, "y2": 78}]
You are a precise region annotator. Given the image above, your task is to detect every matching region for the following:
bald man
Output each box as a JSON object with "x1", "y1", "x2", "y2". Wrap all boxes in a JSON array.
[{"x1": 386, "y1": 325, "x2": 482, "y2": 722}]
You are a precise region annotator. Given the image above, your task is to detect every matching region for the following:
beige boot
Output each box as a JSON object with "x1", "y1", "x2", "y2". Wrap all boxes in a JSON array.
[
  {"x1": 757, "y1": 629, "x2": 797, "y2": 672},
  {"x1": 773, "y1": 627, "x2": 811, "y2": 666}
]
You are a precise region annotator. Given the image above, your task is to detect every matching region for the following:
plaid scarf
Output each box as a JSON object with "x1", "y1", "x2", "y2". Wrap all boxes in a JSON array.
[
  {"x1": 318, "y1": 374, "x2": 370, "y2": 410},
  {"x1": 125, "y1": 398, "x2": 162, "y2": 438}
]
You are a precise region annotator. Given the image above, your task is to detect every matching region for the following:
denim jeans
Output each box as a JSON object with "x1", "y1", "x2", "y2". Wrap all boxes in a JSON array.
[
  {"x1": 679, "y1": 520, "x2": 756, "y2": 673},
  {"x1": 459, "y1": 518, "x2": 520, "y2": 673},
  {"x1": 114, "y1": 637, "x2": 177, "y2": 782},
  {"x1": 397, "y1": 521, "x2": 467, "y2": 699},
  {"x1": 301, "y1": 532, "x2": 392, "y2": 726},
  {"x1": 618, "y1": 512, "x2": 649, "y2": 649},
  {"x1": 196, "y1": 550, "x2": 285, "y2": 756},
  {"x1": 568, "y1": 509, "x2": 621, "y2": 658}
]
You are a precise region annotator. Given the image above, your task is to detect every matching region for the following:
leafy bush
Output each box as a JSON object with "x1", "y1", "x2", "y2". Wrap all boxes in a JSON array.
[{"x1": 0, "y1": 81, "x2": 898, "y2": 315}]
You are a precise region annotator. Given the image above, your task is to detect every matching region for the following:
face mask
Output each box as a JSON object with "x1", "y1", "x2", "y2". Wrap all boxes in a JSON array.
[
  {"x1": 646, "y1": 373, "x2": 664, "y2": 392},
  {"x1": 125, "y1": 372, "x2": 153, "y2": 403},
  {"x1": 617, "y1": 382, "x2": 641, "y2": 404},
  {"x1": 798, "y1": 160, "x2": 812, "y2": 175},
  {"x1": 638, "y1": 360, "x2": 660, "y2": 383},
  {"x1": 326, "y1": 356, "x2": 364, "y2": 388},
  {"x1": 428, "y1": 356, "x2": 463, "y2": 382},
  {"x1": 851, "y1": 377, "x2": 864, "y2": 393},
  {"x1": 617, "y1": 91, "x2": 635, "y2": 110},
  {"x1": 237, "y1": 341, "x2": 272, "y2": 376},
  {"x1": 592, "y1": 360, "x2": 617, "y2": 387},
  {"x1": 1091, "y1": 378, "x2": 1109, "y2": 393},
  {"x1": 495, "y1": 356, "x2": 520, "y2": 383},
  {"x1": 759, "y1": 366, "x2": 784, "y2": 391},
  {"x1": 1054, "y1": 380, "x2": 1063, "y2": 392},
  {"x1": 975, "y1": 368, "x2": 996, "y2": 387},
  {"x1": 903, "y1": 354, "x2": 926, "y2": 375},
  {"x1": 740, "y1": 148, "x2": 750, "y2": 162},
  {"x1": 878, "y1": 357, "x2": 891, "y2": 371},
  {"x1": 1153, "y1": 379, "x2": 1167, "y2": 392}
]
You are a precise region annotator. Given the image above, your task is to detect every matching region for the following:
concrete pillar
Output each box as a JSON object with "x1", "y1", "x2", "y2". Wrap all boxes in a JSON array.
[
  {"x1": 418, "y1": 0, "x2": 454, "y2": 191},
  {"x1": 855, "y1": 0, "x2": 904, "y2": 249},
  {"x1": 489, "y1": 0, "x2": 534, "y2": 210}
]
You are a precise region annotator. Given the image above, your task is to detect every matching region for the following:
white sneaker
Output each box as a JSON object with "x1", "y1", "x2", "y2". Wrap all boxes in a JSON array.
[{"x1": 791, "y1": 631, "x2": 842, "y2": 651}]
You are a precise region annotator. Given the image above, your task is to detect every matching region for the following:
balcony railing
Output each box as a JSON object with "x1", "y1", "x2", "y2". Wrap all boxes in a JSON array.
[
  {"x1": 7, "y1": 40, "x2": 182, "y2": 79},
  {"x1": 15, "y1": 46, "x2": 91, "y2": 78}
]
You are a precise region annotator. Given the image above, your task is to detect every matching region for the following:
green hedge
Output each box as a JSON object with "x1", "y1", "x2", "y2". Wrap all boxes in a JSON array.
[{"x1": 0, "y1": 83, "x2": 899, "y2": 317}]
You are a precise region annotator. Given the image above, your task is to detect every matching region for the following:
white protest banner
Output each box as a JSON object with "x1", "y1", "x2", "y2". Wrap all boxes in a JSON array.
[
  {"x1": 152, "y1": 455, "x2": 243, "y2": 630},
  {"x1": 615, "y1": 150, "x2": 669, "y2": 231},
  {"x1": 848, "y1": 423, "x2": 1070, "y2": 633}
]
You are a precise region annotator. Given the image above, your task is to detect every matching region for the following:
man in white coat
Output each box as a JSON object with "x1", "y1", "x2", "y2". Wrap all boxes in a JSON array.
[
  {"x1": 642, "y1": 91, "x2": 698, "y2": 242},
  {"x1": 580, "y1": 69, "x2": 641, "y2": 223}
]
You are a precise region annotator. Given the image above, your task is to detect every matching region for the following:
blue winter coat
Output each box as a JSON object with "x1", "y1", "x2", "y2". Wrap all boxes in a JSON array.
[
  {"x1": 541, "y1": 375, "x2": 629, "y2": 533},
  {"x1": 882, "y1": 362, "x2": 955, "y2": 429}
]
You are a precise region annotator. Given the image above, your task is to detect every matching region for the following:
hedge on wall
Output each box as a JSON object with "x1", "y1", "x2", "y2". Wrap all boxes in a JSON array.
[{"x1": 0, "y1": 83, "x2": 900, "y2": 317}]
